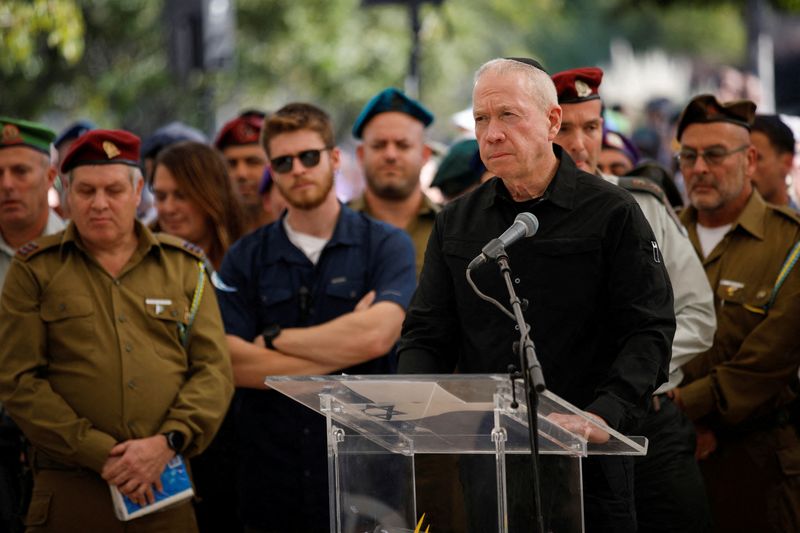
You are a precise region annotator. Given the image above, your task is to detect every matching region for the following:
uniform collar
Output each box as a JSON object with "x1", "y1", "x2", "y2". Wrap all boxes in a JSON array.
[
  {"x1": 682, "y1": 189, "x2": 766, "y2": 241},
  {"x1": 60, "y1": 220, "x2": 161, "y2": 260},
  {"x1": 350, "y1": 191, "x2": 440, "y2": 219},
  {"x1": 480, "y1": 144, "x2": 577, "y2": 211},
  {"x1": 0, "y1": 209, "x2": 65, "y2": 256}
]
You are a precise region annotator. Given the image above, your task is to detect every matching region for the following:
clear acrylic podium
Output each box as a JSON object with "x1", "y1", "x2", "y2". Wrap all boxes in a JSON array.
[{"x1": 266, "y1": 374, "x2": 647, "y2": 533}]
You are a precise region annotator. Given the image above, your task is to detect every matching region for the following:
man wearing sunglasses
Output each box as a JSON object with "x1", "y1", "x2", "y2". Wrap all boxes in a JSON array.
[
  {"x1": 215, "y1": 103, "x2": 416, "y2": 533},
  {"x1": 350, "y1": 87, "x2": 438, "y2": 276},
  {"x1": 672, "y1": 94, "x2": 800, "y2": 531},
  {"x1": 551, "y1": 67, "x2": 716, "y2": 533}
]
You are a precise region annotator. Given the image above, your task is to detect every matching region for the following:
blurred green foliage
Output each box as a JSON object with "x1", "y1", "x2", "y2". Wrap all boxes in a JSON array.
[{"x1": 0, "y1": 0, "x2": 779, "y2": 140}]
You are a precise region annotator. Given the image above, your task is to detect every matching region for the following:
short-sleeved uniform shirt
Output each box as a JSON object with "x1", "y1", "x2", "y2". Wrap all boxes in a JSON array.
[{"x1": 216, "y1": 204, "x2": 416, "y2": 531}]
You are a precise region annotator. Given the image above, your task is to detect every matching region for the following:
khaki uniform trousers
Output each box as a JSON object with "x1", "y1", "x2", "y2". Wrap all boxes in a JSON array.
[
  {"x1": 25, "y1": 467, "x2": 198, "y2": 533},
  {"x1": 701, "y1": 421, "x2": 800, "y2": 533}
]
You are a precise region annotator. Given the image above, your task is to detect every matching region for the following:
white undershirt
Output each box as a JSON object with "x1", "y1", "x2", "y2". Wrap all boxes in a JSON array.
[
  {"x1": 283, "y1": 218, "x2": 329, "y2": 265},
  {"x1": 696, "y1": 223, "x2": 732, "y2": 258}
]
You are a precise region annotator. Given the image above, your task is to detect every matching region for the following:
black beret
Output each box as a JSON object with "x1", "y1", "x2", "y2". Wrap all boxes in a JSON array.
[
  {"x1": 431, "y1": 139, "x2": 486, "y2": 198},
  {"x1": 676, "y1": 94, "x2": 756, "y2": 140}
]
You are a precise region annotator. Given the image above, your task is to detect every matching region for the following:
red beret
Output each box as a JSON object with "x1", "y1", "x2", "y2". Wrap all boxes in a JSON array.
[
  {"x1": 60, "y1": 129, "x2": 141, "y2": 174},
  {"x1": 214, "y1": 112, "x2": 265, "y2": 149},
  {"x1": 676, "y1": 94, "x2": 756, "y2": 141},
  {"x1": 552, "y1": 67, "x2": 603, "y2": 104}
]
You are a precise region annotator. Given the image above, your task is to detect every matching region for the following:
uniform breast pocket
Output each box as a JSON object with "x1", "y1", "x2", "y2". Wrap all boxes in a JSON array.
[
  {"x1": 40, "y1": 293, "x2": 96, "y2": 358},
  {"x1": 715, "y1": 282, "x2": 770, "y2": 346},
  {"x1": 144, "y1": 295, "x2": 189, "y2": 355}
]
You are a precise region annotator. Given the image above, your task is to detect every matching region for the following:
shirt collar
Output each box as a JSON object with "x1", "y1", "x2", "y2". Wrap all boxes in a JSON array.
[
  {"x1": 350, "y1": 192, "x2": 441, "y2": 219},
  {"x1": 682, "y1": 189, "x2": 766, "y2": 241},
  {"x1": 60, "y1": 220, "x2": 161, "y2": 260},
  {"x1": 480, "y1": 144, "x2": 578, "y2": 211},
  {"x1": 267, "y1": 202, "x2": 360, "y2": 264}
]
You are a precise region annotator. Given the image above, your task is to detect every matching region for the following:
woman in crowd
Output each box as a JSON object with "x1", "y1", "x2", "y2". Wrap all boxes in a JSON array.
[
  {"x1": 151, "y1": 140, "x2": 246, "y2": 532},
  {"x1": 152, "y1": 141, "x2": 245, "y2": 269}
]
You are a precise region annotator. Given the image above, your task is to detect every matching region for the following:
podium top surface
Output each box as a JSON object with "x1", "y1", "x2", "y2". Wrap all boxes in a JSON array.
[{"x1": 266, "y1": 374, "x2": 646, "y2": 456}]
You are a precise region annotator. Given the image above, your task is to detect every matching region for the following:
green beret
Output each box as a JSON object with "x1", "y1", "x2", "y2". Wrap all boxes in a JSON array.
[
  {"x1": 431, "y1": 139, "x2": 486, "y2": 198},
  {"x1": 676, "y1": 94, "x2": 756, "y2": 140},
  {"x1": 352, "y1": 88, "x2": 433, "y2": 139},
  {"x1": 0, "y1": 116, "x2": 56, "y2": 154}
]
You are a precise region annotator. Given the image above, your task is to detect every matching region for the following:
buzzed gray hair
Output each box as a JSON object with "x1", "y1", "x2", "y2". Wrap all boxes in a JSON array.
[{"x1": 474, "y1": 58, "x2": 558, "y2": 114}]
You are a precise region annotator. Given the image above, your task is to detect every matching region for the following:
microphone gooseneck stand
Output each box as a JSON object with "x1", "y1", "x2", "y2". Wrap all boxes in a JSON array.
[
  {"x1": 466, "y1": 247, "x2": 546, "y2": 533},
  {"x1": 496, "y1": 251, "x2": 546, "y2": 533}
]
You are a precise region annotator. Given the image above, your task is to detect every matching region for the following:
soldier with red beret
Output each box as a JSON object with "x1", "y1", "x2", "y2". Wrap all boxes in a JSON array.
[
  {"x1": 0, "y1": 129, "x2": 233, "y2": 532},
  {"x1": 215, "y1": 111, "x2": 282, "y2": 232},
  {"x1": 552, "y1": 66, "x2": 716, "y2": 533}
]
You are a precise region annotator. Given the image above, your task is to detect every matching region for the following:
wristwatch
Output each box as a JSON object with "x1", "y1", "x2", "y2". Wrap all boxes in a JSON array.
[
  {"x1": 262, "y1": 324, "x2": 282, "y2": 350},
  {"x1": 162, "y1": 431, "x2": 185, "y2": 453}
]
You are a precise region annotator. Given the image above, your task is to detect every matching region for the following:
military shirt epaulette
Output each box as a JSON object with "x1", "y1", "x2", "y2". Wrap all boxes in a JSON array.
[
  {"x1": 617, "y1": 176, "x2": 669, "y2": 205},
  {"x1": 14, "y1": 233, "x2": 61, "y2": 262},
  {"x1": 617, "y1": 176, "x2": 684, "y2": 230},
  {"x1": 156, "y1": 233, "x2": 207, "y2": 260},
  {"x1": 772, "y1": 204, "x2": 800, "y2": 226}
]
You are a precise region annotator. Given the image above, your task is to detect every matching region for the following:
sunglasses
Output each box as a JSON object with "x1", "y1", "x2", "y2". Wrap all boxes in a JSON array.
[{"x1": 270, "y1": 147, "x2": 332, "y2": 174}]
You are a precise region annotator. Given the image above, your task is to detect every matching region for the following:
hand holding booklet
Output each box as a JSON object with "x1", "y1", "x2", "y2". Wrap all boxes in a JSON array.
[{"x1": 109, "y1": 454, "x2": 194, "y2": 521}]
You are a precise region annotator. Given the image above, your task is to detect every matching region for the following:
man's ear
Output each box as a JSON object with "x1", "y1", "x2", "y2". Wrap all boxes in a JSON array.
[
  {"x1": 422, "y1": 143, "x2": 432, "y2": 164},
  {"x1": 780, "y1": 152, "x2": 795, "y2": 176},
  {"x1": 548, "y1": 105, "x2": 563, "y2": 140}
]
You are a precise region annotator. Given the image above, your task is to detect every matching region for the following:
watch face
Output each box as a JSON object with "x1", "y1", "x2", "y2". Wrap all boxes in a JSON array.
[
  {"x1": 263, "y1": 324, "x2": 280, "y2": 339},
  {"x1": 167, "y1": 431, "x2": 185, "y2": 452}
]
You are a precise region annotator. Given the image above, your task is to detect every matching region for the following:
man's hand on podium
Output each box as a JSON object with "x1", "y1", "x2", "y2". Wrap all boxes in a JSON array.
[{"x1": 547, "y1": 412, "x2": 611, "y2": 444}]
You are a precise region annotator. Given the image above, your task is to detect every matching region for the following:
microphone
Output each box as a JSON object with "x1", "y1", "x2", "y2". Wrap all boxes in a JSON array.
[{"x1": 467, "y1": 212, "x2": 539, "y2": 270}]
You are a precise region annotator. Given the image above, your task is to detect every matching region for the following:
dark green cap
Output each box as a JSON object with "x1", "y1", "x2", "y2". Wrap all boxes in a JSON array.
[
  {"x1": 431, "y1": 139, "x2": 486, "y2": 198},
  {"x1": 0, "y1": 116, "x2": 56, "y2": 154},
  {"x1": 352, "y1": 88, "x2": 434, "y2": 139}
]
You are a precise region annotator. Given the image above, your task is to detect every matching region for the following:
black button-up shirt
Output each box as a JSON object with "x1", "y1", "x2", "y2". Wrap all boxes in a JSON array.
[{"x1": 398, "y1": 146, "x2": 675, "y2": 431}]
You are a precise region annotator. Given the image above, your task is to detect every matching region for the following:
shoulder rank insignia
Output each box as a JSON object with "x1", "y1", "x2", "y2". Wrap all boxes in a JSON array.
[
  {"x1": 182, "y1": 240, "x2": 205, "y2": 258},
  {"x1": 15, "y1": 241, "x2": 39, "y2": 258}
]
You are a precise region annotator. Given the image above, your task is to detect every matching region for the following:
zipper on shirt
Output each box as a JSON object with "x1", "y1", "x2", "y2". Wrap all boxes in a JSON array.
[{"x1": 651, "y1": 241, "x2": 661, "y2": 264}]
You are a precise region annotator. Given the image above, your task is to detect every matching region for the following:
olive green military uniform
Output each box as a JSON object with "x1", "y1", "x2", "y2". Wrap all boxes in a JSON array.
[
  {"x1": 679, "y1": 190, "x2": 800, "y2": 532},
  {"x1": 0, "y1": 221, "x2": 234, "y2": 532},
  {"x1": 348, "y1": 194, "x2": 440, "y2": 277}
]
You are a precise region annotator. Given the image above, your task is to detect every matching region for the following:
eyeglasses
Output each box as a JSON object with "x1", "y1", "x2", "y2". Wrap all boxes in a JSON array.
[
  {"x1": 677, "y1": 144, "x2": 749, "y2": 169},
  {"x1": 270, "y1": 148, "x2": 332, "y2": 174}
]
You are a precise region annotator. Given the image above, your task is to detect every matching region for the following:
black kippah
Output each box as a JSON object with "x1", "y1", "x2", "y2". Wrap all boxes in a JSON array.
[{"x1": 504, "y1": 57, "x2": 548, "y2": 74}]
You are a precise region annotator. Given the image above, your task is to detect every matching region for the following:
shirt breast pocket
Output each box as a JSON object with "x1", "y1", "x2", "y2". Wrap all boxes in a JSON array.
[
  {"x1": 325, "y1": 279, "x2": 364, "y2": 303},
  {"x1": 40, "y1": 293, "x2": 96, "y2": 358},
  {"x1": 144, "y1": 296, "x2": 189, "y2": 357},
  {"x1": 526, "y1": 238, "x2": 603, "y2": 311},
  {"x1": 258, "y1": 286, "x2": 294, "y2": 324},
  {"x1": 715, "y1": 282, "x2": 770, "y2": 341}
]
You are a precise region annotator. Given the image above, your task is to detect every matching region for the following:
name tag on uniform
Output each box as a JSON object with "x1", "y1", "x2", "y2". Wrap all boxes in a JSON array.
[{"x1": 145, "y1": 298, "x2": 172, "y2": 315}]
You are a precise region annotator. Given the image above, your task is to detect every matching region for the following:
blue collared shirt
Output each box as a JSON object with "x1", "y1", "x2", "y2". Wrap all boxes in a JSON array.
[{"x1": 215, "y1": 204, "x2": 416, "y2": 530}]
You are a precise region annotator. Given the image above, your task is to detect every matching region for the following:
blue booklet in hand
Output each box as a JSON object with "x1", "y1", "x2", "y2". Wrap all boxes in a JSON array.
[{"x1": 109, "y1": 454, "x2": 194, "y2": 521}]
